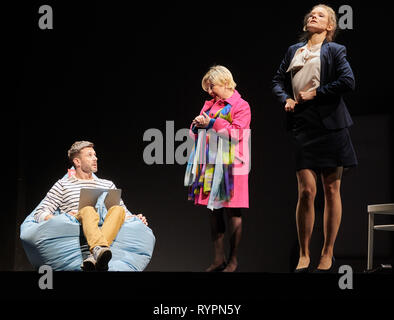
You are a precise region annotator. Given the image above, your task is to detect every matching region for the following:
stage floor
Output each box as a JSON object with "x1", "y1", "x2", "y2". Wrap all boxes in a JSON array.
[{"x1": 2, "y1": 271, "x2": 393, "y2": 303}]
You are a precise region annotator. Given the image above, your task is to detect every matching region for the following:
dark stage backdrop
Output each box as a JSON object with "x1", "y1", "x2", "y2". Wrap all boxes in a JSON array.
[{"x1": 3, "y1": 1, "x2": 393, "y2": 272}]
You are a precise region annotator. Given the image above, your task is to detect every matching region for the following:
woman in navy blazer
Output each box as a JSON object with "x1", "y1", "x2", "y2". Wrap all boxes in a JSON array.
[{"x1": 272, "y1": 4, "x2": 357, "y2": 273}]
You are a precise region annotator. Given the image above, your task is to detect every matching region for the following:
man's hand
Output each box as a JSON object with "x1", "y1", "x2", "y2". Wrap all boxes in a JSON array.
[
  {"x1": 68, "y1": 211, "x2": 78, "y2": 217},
  {"x1": 297, "y1": 90, "x2": 316, "y2": 103},
  {"x1": 44, "y1": 214, "x2": 54, "y2": 221},
  {"x1": 127, "y1": 213, "x2": 148, "y2": 226},
  {"x1": 285, "y1": 98, "x2": 297, "y2": 112},
  {"x1": 136, "y1": 214, "x2": 148, "y2": 226}
]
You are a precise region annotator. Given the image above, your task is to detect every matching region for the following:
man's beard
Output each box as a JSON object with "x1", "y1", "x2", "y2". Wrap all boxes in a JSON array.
[{"x1": 91, "y1": 164, "x2": 98, "y2": 173}]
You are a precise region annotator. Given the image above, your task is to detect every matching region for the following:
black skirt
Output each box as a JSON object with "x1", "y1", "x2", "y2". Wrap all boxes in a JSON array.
[
  {"x1": 292, "y1": 127, "x2": 358, "y2": 172},
  {"x1": 291, "y1": 103, "x2": 358, "y2": 172}
]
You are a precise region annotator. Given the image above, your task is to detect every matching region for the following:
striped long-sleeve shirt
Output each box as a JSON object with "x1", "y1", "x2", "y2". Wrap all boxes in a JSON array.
[{"x1": 34, "y1": 175, "x2": 131, "y2": 223}]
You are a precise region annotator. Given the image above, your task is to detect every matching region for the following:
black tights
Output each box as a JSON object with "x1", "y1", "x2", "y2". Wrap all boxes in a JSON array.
[{"x1": 207, "y1": 208, "x2": 242, "y2": 271}]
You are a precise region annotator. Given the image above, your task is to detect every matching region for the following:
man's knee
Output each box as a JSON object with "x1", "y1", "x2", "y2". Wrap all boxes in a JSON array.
[
  {"x1": 76, "y1": 206, "x2": 99, "y2": 222},
  {"x1": 108, "y1": 205, "x2": 126, "y2": 218}
]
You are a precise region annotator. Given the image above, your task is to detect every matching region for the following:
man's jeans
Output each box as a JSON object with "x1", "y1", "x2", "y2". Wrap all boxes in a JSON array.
[{"x1": 75, "y1": 205, "x2": 125, "y2": 251}]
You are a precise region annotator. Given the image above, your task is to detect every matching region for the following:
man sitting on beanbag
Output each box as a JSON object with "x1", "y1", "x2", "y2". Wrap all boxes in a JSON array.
[{"x1": 34, "y1": 140, "x2": 148, "y2": 271}]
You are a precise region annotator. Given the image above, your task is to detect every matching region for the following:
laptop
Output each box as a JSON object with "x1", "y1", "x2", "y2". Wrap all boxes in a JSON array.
[{"x1": 78, "y1": 188, "x2": 122, "y2": 210}]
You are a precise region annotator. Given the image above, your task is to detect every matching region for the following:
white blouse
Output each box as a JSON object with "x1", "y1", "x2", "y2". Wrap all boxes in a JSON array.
[{"x1": 287, "y1": 42, "x2": 322, "y2": 102}]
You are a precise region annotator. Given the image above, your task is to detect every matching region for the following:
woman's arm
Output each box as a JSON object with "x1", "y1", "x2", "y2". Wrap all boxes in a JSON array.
[
  {"x1": 316, "y1": 45, "x2": 355, "y2": 99},
  {"x1": 189, "y1": 102, "x2": 213, "y2": 139},
  {"x1": 272, "y1": 47, "x2": 293, "y2": 106},
  {"x1": 211, "y1": 104, "x2": 251, "y2": 142}
]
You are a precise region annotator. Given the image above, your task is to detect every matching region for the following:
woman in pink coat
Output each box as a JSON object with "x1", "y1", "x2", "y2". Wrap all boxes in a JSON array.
[{"x1": 185, "y1": 65, "x2": 251, "y2": 272}]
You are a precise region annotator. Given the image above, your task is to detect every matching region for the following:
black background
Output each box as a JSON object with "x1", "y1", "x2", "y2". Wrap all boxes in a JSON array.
[{"x1": 2, "y1": 0, "x2": 393, "y2": 276}]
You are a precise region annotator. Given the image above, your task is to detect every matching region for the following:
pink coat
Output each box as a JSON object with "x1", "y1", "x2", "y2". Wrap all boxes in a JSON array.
[{"x1": 190, "y1": 90, "x2": 251, "y2": 208}]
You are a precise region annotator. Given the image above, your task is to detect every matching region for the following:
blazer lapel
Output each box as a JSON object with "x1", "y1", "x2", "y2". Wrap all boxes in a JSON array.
[
  {"x1": 320, "y1": 39, "x2": 329, "y2": 86},
  {"x1": 289, "y1": 41, "x2": 307, "y2": 66},
  {"x1": 285, "y1": 41, "x2": 307, "y2": 89}
]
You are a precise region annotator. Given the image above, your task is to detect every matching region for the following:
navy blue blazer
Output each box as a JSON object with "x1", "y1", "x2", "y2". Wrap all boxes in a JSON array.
[{"x1": 272, "y1": 40, "x2": 355, "y2": 130}]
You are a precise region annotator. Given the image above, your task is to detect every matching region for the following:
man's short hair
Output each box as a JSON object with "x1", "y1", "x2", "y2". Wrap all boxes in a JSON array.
[{"x1": 68, "y1": 141, "x2": 94, "y2": 164}]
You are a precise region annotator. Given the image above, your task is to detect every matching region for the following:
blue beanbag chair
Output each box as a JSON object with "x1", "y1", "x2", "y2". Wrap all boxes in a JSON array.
[{"x1": 20, "y1": 173, "x2": 156, "y2": 271}]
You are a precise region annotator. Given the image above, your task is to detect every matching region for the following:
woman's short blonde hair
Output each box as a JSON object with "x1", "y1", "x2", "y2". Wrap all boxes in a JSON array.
[
  {"x1": 301, "y1": 4, "x2": 337, "y2": 42},
  {"x1": 201, "y1": 65, "x2": 237, "y2": 92}
]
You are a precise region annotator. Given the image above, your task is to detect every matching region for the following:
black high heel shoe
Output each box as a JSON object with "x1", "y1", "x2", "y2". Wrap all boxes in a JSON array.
[
  {"x1": 314, "y1": 256, "x2": 335, "y2": 273},
  {"x1": 294, "y1": 264, "x2": 311, "y2": 273}
]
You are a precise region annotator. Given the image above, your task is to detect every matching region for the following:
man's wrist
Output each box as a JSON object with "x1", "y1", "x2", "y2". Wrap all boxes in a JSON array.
[{"x1": 44, "y1": 214, "x2": 53, "y2": 221}]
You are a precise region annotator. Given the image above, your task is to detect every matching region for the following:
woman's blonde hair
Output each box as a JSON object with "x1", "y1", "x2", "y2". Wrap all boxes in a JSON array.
[
  {"x1": 300, "y1": 4, "x2": 337, "y2": 42},
  {"x1": 201, "y1": 65, "x2": 237, "y2": 92}
]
